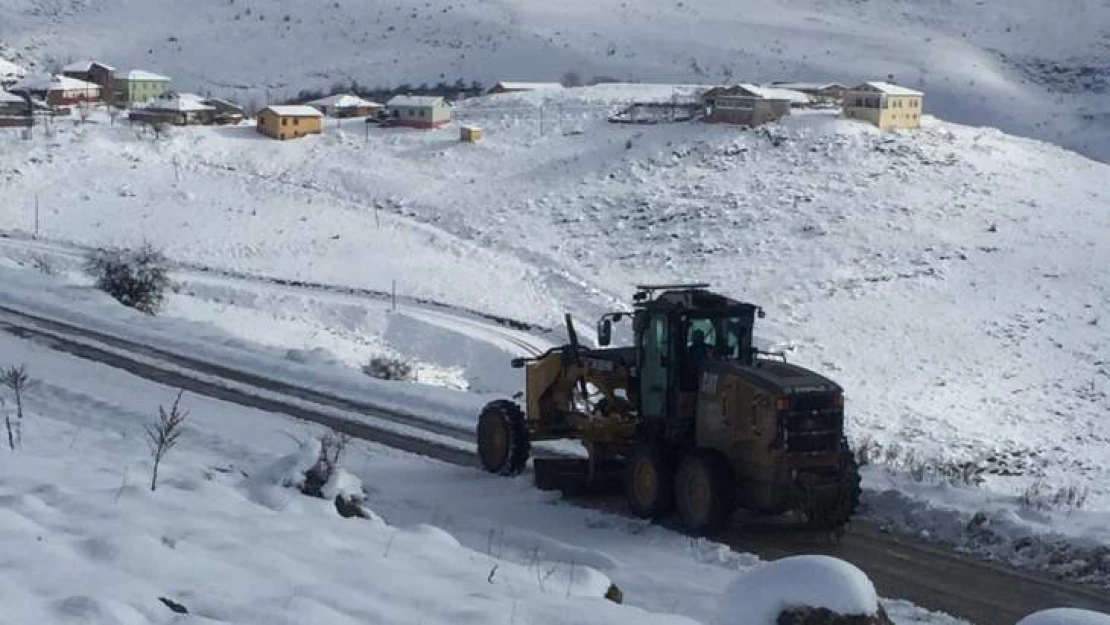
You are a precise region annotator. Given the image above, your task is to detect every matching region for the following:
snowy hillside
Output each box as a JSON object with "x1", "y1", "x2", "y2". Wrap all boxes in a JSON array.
[
  {"x1": 0, "y1": 0, "x2": 1107, "y2": 161},
  {"x1": 0, "y1": 87, "x2": 1108, "y2": 566}
]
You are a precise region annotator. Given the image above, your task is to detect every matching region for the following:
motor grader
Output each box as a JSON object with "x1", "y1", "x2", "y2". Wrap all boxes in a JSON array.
[{"x1": 476, "y1": 284, "x2": 860, "y2": 535}]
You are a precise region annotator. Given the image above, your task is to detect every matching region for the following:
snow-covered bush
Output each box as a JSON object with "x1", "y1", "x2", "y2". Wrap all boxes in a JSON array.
[
  {"x1": 1015, "y1": 608, "x2": 1110, "y2": 625},
  {"x1": 712, "y1": 556, "x2": 889, "y2": 625},
  {"x1": 251, "y1": 431, "x2": 374, "y2": 519},
  {"x1": 1020, "y1": 480, "x2": 1090, "y2": 512},
  {"x1": 84, "y1": 243, "x2": 171, "y2": 315},
  {"x1": 362, "y1": 356, "x2": 414, "y2": 381}
]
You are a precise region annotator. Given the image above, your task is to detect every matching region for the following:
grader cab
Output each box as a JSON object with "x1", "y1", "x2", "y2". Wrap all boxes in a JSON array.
[{"x1": 476, "y1": 284, "x2": 860, "y2": 535}]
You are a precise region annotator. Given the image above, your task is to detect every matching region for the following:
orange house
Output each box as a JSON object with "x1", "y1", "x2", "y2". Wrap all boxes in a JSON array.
[{"x1": 256, "y1": 105, "x2": 323, "y2": 140}]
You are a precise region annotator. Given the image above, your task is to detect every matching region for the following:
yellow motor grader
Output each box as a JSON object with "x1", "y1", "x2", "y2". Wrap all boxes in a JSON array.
[{"x1": 476, "y1": 284, "x2": 860, "y2": 535}]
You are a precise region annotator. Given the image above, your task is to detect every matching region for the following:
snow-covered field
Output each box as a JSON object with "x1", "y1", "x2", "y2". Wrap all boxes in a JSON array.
[
  {"x1": 0, "y1": 85, "x2": 1108, "y2": 583},
  {"x1": 1, "y1": 0, "x2": 1108, "y2": 162},
  {"x1": 0, "y1": 326, "x2": 969, "y2": 625}
]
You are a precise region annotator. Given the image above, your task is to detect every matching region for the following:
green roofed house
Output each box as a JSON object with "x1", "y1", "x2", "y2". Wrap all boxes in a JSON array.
[{"x1": 115, "y1": 69, "x2": 171, "y2": 106}]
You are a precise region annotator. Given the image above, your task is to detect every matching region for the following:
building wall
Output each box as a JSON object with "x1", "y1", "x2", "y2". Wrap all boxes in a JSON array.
[
  {"x1": 389, "y1": 102, "x2": 451, "y2": 127},
  {"x1": 256, "y1": 111, "x2": 322, "y2": 139},
  {"x1": 117, "y1": 79, "x2": 170, "y2": 105},
  {"x1": 703, "y1": 97, "x2": 789, "y2": 126},
  {"x1": 46, "y1": 87, "x2": 100, "y2": 106},
  {"x1": 843, "y1": 91, "x2": 922, "y2": 129}
]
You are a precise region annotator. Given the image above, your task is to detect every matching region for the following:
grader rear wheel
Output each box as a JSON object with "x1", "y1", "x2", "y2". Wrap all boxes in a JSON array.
[
  {"x1": 674, "y1": 449, "x2": 735, "y2": 536},
  {"x1": 625, "y1": 446, "x2": 675, "y2": 519},
  {"x1": 477, "y1": 400, "x2": 530, "y2": 476}
]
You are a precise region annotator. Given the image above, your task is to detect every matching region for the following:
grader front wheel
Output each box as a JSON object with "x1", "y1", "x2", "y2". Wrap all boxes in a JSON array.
[{"x1": 476, "y1": 400, "x2": 530, "y2": 476}]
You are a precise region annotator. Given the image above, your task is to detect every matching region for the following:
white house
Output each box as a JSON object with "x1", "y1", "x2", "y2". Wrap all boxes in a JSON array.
[
  {"x1": 306, "y1": 93, "x2": 383, "y2": 117},
  {"x1": 385, "y1": 95, "x2": 451, "y2": 128}
]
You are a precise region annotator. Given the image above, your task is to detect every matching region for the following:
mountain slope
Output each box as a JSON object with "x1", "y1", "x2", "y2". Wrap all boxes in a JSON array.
[{"x1": 1, "y1": 0, "x2": 1107, "y2": 160}]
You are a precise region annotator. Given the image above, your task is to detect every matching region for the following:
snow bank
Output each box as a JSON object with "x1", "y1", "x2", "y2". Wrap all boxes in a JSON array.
[
  {"x1": 0, "y1": 349, "x2": 692, "y2": 625},
  {"x1": 1016, "y1": 609, "x2": 1110, "y2": 625},
  {"x1": 712, "y1": 556, "x2": 880, "y2": 625}
]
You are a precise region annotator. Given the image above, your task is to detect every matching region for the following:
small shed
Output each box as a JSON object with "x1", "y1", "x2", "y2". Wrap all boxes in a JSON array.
[
  {"x1": 0, "y1": 89, "x2": 31, "y2": 127},
  {"x1": 460, "y1": 125, "x2": 483, "y2": 142}
]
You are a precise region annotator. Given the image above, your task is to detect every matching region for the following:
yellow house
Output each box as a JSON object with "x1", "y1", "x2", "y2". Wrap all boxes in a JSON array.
[
  {"x1": 256, "y1": 105, "x2": 324, "y2": 140},
  {"x1": 842, "y1": 82, "x2": 924, "y2": 130}
]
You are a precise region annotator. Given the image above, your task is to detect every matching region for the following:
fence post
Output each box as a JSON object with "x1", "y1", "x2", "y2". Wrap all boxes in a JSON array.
[{"x1": 391, "y1": 280, "x2": 396, "y2": 312}]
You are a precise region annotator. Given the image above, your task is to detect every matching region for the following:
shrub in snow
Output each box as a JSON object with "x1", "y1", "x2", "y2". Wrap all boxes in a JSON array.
[
  {"x1": 145, "y1": 389, "x2": 188, "y2": 491},
  {"x1": 1020, "y1": 479, "x2": 1090, "y2": 512},
  {"x1": 84, "y1": 243, "x2": 171, "y2": 315},
  {"x1": 712, "y1": 555, "x2": 889, "y2": 625},
  {"x1": 2, "y1": 364, "x2": 36, "y2": 450},
  {"x1": 362, "y1": 356, "x2": 414, "y2": 382},
  {"x1": 1016, "y1": 609, "x2": 1110, "y2": 625}
]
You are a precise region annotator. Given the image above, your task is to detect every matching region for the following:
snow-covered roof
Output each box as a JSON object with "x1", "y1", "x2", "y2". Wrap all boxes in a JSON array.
[
  {"x1": 116, "y1": 69, "x2": 171, "y2": 82},
  {"x1": 307, "y1": 93, "x2": 382, "y2": 109},
  {"x1": 0, "y1": 89, "x2": 25, "y2": 103},
  {"x1": 769, "y1": 82, "x2": 847, "y2": 94},
  {"x1": 10, "y1": 74, "x2": 100, "y2": 92},
  {"x1": 142, "y1": 91, "x2": 215, "y2": 112},
  {"x1": 854, "y1": 81, "x2": 923, "y2": 96},
  {"x1": 0, "y1": 57, "x2": 27, "y2": 79},
  {"x1": 263, "y1": 105, "x2": 323, "y2": 117},
  {"x1": 739, "y1": 83, "x2": 812, "y2": 104},
  {"x1": 387, "y1": 94, "x2": 447, "y2": 108},
  {"x1": 492, "y1": 82, "x2": 564, "y2": 91},
  {"x1": 62, "y1": 59, "x2": 116, "y2": 73}
]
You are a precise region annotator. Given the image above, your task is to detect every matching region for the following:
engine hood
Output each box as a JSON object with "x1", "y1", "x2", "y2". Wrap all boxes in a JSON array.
[{"x1": 723, "y1": 359, "x2": 842, "y2": 395}]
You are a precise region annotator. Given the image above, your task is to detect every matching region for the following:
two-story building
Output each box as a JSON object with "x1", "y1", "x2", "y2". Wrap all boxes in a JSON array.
[
  {"x1": 115, "y1": 70, "x2": 171, "y2": 107},
  {"x1": 842, "y1": 82, "x2": 924, "y2": 130},
  {"x1": 256, "y1": 105, "x2": 323, "y2": 140},
  {"x1": 63, "y1": 60, "x2": 117, "y2": 99}
]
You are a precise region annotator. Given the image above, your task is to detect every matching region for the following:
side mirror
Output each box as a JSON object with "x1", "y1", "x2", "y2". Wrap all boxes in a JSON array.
[
  {"x1": 757, "y1": 308, "x2": 766, "y2": 319},
  {"x1": 598, "y1": 319, "x2": 612, "y2": 347}
]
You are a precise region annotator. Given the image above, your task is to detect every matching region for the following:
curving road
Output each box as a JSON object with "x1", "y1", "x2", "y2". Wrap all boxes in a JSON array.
[{"x1": 1, "y1": 303, "x2": 1108, "y2": 625}]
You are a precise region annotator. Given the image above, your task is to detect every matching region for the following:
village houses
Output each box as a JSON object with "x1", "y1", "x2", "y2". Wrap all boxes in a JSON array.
[
  {"x1": 842, "y1": 81, "x2": 924, "y2": 130},
  {"x1": 9, "y1": 74, "x2": 101, "y2": 105},
  {"x1": 256, "y1": 105, "x2": 323, "y2": 140},
  {"x1": 385, "y1": 94, "x2": 452, "y2": 128}
]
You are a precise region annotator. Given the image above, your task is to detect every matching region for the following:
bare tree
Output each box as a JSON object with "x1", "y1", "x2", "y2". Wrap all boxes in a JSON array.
[
  {"x1": 2, "y1": 365, "x2": 36, "y2": 449},
  {"x1": 2, "y1": 396, "x2": 10, "y2": 451},
  {"x1": 145, "y1": 389, "x2": 188, "y2": 491},
  {"x1": 77, "y1": 101, "x2": 92, "y2": 124}
]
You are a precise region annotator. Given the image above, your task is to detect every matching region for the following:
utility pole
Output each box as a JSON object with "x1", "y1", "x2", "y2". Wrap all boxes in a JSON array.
[{"x1": 33, "y1": 194, "x2": 40, "y2": 238}]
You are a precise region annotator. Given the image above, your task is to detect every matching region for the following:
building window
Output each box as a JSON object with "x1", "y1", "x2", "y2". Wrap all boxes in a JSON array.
[
  {"x1": 282, "y1": 118, "x2": 288, "y2": 126},
  {"x1": 294, "y1": 118, "x2": 299, "y2": 126}
]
